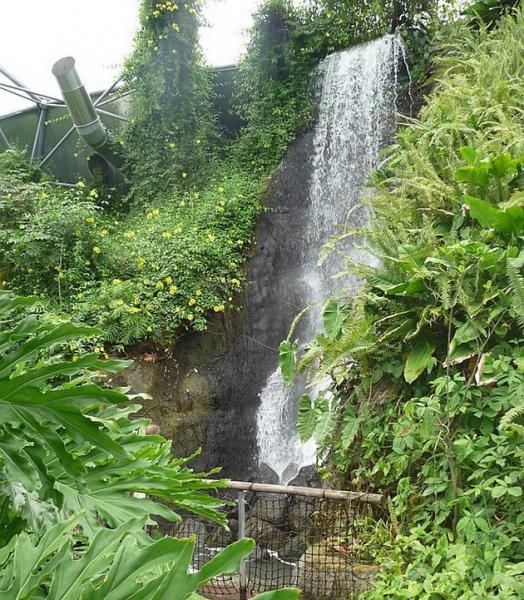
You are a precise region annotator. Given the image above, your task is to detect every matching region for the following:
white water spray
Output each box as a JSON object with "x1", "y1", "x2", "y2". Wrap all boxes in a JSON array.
[{"x1": 257, "y1": 35, "x2": 403, "y2": 484}]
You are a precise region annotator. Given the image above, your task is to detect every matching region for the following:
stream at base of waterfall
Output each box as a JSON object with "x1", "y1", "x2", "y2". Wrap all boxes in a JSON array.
[{"x1": 256, "y1": 35, "x2": 403, "y2": 484}]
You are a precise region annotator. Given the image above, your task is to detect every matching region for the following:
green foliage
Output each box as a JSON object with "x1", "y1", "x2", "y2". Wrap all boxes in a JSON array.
[
  {"x1": 0, "y1": 293, "x2": 228, "y2": 540},
  {"x1": 0, "y1": 0, "x2": 462, "y2": 348},
  {"x1": 287, "y1": 9, "x2": 524, "y2": 598},
  {"x1": 465, "y1": 0, "x2": 521, "y2": 26},
  {"x1": 0, "y1": 294, "x2": 298, "y2": 598},
  {"x1": 0, "y1": 152, "x2": 260, "y2": 345},
  {"x1": 123, "y1": 0, "x2": 218, "y2": 201},
  {"x1": 234, "y1": 0, "x2": 461, "y2": 173}
]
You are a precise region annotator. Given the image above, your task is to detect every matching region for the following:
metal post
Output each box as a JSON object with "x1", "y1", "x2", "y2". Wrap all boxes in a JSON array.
[
  {"x1": 38, "y1": 125, "x2": 75, "y2": 168},
  {"x1": 0, "y1": 126, "x2": 10, "y2": 149},
  {"x1": 237, "y1": 490, "x2": 248, "y2": 600},
  {"x1": 31, "y1": 106, "x2": 46, "y2": 161}
]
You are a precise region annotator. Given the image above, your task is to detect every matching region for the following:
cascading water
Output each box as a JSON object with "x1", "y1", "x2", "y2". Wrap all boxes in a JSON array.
[{"x1": 257, "y1": 35, "x2": 402, "y2": 484}]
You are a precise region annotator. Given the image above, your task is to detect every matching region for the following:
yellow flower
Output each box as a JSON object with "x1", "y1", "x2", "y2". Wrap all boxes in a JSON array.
[
  {"x1": 100, "y1": 229, "x2": 109, "y2": 236},
  {"x1": 231, "y1": 278, "x2": 240, "y2": 287},
  {"x1": 89, "y1": 189, "x2": 99, "y2": 198},
  {"x1": 93, "y1": 246, "x2": 101, "y2": 254},
  {"x1": 155, "y1": 281, "x2": 164, "y2": 290},
  {"x1": 169, "y1": 285, "x2": 177, "y2": 295},
  {"x1": 188, "y1": 298, "x2": 196, "y2": 306},
  {"x1": 27, "y1": 268, "x2": 33, "y2": 273},
  {"x1": 181, "y1": 172, "x2": 187, "y2": 178},
  {"x1": 187, "y1": 313, "x2": 194, "y2": 321},
  {"x1": 128, "y1": 307, "x2": 140, "y2": 314},
  {"x1": 146, "y1": 326, "x2": 153, "y2": 332},
  {"x1": 152, "y1": 208, "x2": 159, "y2": 216},
  {"x1": 76, "y1": 292, "x2": 84, "y2": 299},
  {"x1": 115, "y1": 299, "x2": 124, "y2": 306},
  {"x1": 207, "y1": 233, "x2": 216, "y2": 243},
  {"x1": 76, "y1": 181, "x2": 85, "y2": 188},
  {"x1": 179, "y1": 201, "x2": 186, "y2": 207},
  {"x1": 165, "y1": 276, "x2": 173, "y2": 285},
  {"x1": 112, "y1": 279, "x2": 121, "y2": 285},
  {"x1": 168, "y1": 142, "x2": 176, "y2": 148},
  {"x1": 162, "y1": 231, "x2": 172, "y2": 239},
  {"x1": 137, "y1": 257, "x2": 145, "y2": 269},
  {"x1": 218, "y1": 186, "x2": 225, "y2": 193},
  {"x1": 123, "y1": 231, "x2": 136, "y2": 238},
  {"x1": 195, "y1": 289, "x2": 202, "y2": 296},
  {"x1": 85, "y1": 217, "x2": 95, "y2": 224},
  {"x1": 213, "y1": 304, "x2": 225, "y2": 312}
]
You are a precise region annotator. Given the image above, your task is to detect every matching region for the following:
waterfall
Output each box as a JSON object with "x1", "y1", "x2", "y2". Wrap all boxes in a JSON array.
[{"x1": 256, "y1": 35, "x2": 402, "y2": 484}]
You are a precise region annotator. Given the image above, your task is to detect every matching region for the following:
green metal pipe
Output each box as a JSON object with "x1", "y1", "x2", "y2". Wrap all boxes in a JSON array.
[{"x1": 52, "y1": 57, "x2": 122, "y2": 167}]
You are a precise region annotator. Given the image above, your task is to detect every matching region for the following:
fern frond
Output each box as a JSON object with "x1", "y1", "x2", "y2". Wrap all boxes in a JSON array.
[
  {"x1": 507, "y1": 258, "x2": 524, "y2": 330},
  {"x1": 500, "y1": 403, "x2": 524, "y2": 433}
]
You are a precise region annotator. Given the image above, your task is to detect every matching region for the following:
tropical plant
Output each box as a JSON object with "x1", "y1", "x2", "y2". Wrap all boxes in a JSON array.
[{"x1": 0, "y1": 293, "x2": 299, "y2": 599}]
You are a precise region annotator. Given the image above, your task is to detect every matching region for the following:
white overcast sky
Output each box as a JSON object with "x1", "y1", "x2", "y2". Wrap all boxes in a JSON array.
[{"x1": 0, "y1": 0, "x2": 261, "y2": 115}]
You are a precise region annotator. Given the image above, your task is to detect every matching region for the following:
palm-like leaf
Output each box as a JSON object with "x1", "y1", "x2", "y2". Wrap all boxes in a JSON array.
[
  {"x1": 0, "y1": 293, "x2": 227, "y2": 536},
  {"x1": 0, "y1": 518, "x2": 300, "y2": 600}
]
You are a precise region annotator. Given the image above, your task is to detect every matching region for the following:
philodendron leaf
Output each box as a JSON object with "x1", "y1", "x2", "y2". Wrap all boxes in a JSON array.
[
  {"x1": 341, "y1": 407, "x2": 361, "y2": 450},
  {"x1": 404, "y1": 339, "x2": 436, "y2": 384},
  {"x1": 297, "y1": 394, "x2": 316, "y2": 442},
  {"x1": 279, "y1": 340, "x2": 298, "y2": 385},
  {"x1": 323, "y1": 298, "x2": 351, "y2": 339},
  {"x1": 314, "y1": 396, "x2": 336, "y2": 441}
]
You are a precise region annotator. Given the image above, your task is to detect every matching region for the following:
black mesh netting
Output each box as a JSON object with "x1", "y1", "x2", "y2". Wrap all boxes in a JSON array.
[{"x1": 151, "y1": 490, "x2": 380, "y2": 599}]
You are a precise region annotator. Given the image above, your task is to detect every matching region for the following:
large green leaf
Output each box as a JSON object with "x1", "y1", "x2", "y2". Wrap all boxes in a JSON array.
[
  {"x1": 404, "y1": 339, "x2": 436, "y2": 384},
  {"x1": 279, "y1": 339, "x2": 298, "y2": 385},
  {"x1": 322, "y1": 298, "x2": 351, "y2": 339},
  {"x1": 313, "y1": 396, "x2": 336, "y2": 441},
  {"x1": 297, "y1": 394, "x2": 317, "y2": 442},
  {"x1": 341, "y1": 407, "x2": 361, "y2": 450}
]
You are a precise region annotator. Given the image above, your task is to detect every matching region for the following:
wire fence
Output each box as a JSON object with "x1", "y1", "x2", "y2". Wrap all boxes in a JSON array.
[{"x1": 151, "y1": 482, "x2": 383, "y2": 599}]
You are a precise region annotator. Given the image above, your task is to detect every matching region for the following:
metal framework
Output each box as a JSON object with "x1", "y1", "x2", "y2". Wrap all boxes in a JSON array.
[{"x1": 0, "y1": 63, "x2": 129, "y2": 166}]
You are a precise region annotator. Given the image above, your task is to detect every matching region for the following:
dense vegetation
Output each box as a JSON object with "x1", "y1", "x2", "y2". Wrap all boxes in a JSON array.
[
  {"x1": 0, "y1": 0, "x2": 522, "y2": 597},
  {"x1": 0, "y1": 0, "x2": 263, "y2": 347},
  {"x1": 0, "y1": 294, "x2": 298, "y2": 598},
  {"x1": 0, "y1": 0, "x2": 448, "y2": 348},
  {"x1": 284, "y1": 6, "x2": 524, "y2": 598}
]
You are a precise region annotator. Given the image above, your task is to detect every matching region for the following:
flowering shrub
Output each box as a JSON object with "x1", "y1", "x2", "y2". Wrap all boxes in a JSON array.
[{"x1": 0, "y1": 151, "x2": 259, "y2": 345}]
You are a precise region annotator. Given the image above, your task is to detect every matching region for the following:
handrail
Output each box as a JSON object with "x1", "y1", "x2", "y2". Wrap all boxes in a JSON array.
[{"x1": 206, "y1": 479, "x2": 384, "y2": 504}]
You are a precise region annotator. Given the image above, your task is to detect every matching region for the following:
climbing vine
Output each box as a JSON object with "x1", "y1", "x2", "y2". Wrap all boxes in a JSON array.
[{"x1": 123, "y1": 0, "x2": 217, "y2": 201}]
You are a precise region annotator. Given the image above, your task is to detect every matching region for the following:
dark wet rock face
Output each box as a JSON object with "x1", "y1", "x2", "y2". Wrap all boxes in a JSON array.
[{"x1": 114, "y1": 129, "x2": 315, "y2": 480}]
